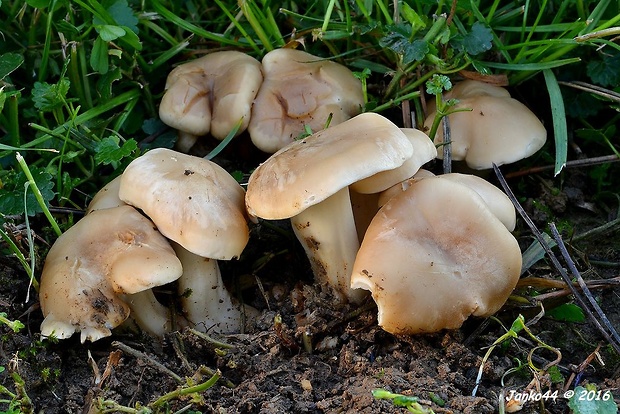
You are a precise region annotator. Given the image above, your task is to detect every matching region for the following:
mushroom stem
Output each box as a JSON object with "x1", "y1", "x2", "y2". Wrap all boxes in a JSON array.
[
  {"x1": 173, "y1": 243, "x2": 246, "y2": 334},
  {"x1": 290, "y1": 187, "x2": 366, "y2": 304},
  {"x1": 122, "y1": 290, "x2": 173, "y2": 337}
]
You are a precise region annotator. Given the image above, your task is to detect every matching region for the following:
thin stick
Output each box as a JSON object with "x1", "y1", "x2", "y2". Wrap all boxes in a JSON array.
[
  {"x1": 112, "y1": 341, "x2": 183, "y2": 384},
  {"x1": 493, "y1": 165, "x2": 620, "y2": 355},
  {"x1": 442, "y1": 114, "x2": 452, "y2": 174},
  {"x1": 504, "y1": 154, "x2": 620, "y2": 179},
  {"x1": 549, "y1": 223, "x2": 620, "y2": 346}
]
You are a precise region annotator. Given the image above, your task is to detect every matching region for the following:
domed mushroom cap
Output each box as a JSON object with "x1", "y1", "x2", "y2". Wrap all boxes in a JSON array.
[
  {"x1": 351, "y1": 177, "x2": 522, "y2": 335},
  {"x1": 246, "y1": 112, "x2": 413, "y2": 303},
  {"x1": 248, "y1": 48, "x2": 364, "y2": 153},
  {"x1": 86, "y1": 175, "x2": 125, "y2": 213},
  {"x1": 119, "y1": 148, "x2": 249, "y2": 259},
  {"x1": 437, "y1": 173, "x2": 516, "y2": 231},
  {"x1": 39, "y1": 205, "x2": 183, "y2": 342},
  {"x1": 424, "y1": 80, "x2": 547, "y2": 169},
  {"x1": 380, "y1": 173, "x2": 517, "y2": 231},
  {"x1": 159, "y1": 51, "x2": 263, "y2": 139},
  {"x1": 350, "y1": 127, "x2": 437, "y2": 194},
  {"x1": 246, "y1": 112, "x2": 413, "y2": 219}
]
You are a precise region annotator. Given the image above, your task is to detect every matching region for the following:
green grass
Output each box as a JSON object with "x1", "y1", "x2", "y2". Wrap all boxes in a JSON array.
[
  {"x1": 0, "y1": 0, "x2": 616, "y2": 319},
  {"x1": 1, "y1": 0, "x2": 619, "y2": 411},
  {"x1": 0, "y1": 0, "x2": 616, "y2": 287}
]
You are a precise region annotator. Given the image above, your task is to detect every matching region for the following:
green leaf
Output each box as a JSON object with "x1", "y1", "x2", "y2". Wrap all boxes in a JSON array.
[
  {"x1": 98, "y1": 24, "x2": 126, "y2": 41},
  {"x1": 106, "y1": 0, "x2": 139, "y2": 33},
  {"x1": 90, "y1": 36, "x2": 110, "y2": 74},
  {"x1": 94, "y1": 136, "x2": 138, "y2": 165},
  {"x1": 380, "y1": 24, "x2": 430, "y2": 64},
  {"x1": 399, "y1": 3, "x2": 426, "y2": 34},
  {"x1": 547, "y1": 365, "x2": 564, "y2": 384},
  {"x1": 0, "y1": 52, "x2": 24, "y2": 81},
  {"x1": 568, "y1": 386, "x2": 618, "y2": 414},
  {"x1": 403, "y1": 39, "x2": 430, "y2": 65},
  {"x1": 587, "y1": 51, "x2": 620, "y2": 87},
  {"x1": 0, "y1": 169, "x2": 55, "y2": 216},
  {"x1": 425, "y1": 74, "x2": 452, "y2": 95},
  {"x1": 546, "y1": 303, "x2": 585, "y2": 322},
  {"x1": 96, "y1": 67, "x2": 122, "y2": 101},
  {"x1": 451, "y1": 22, "x2": 493, "y2": 55},
  {"x1": 119, "y1": 25, "x2": 142, "y2": 50},
  {"x1": 26, "y1": 0, "x2": 49, "y2": 8},
  {"x1": 31, "y1": 78, "x2": 71, "y2": 112}
]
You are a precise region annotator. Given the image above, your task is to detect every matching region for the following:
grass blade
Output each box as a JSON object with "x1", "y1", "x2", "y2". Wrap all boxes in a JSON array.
[{"x1": 542, "y1": 68, "x2": 567, "y2": 176}]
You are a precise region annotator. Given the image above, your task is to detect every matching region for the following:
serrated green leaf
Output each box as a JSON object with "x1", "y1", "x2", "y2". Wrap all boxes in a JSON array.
[
  {"x1": 142, "y1": 118, "x2": 167, "y2": 135},
  {"x1": 94, "y1": 136, "x2": 138, "y2": 165},
  {"x1": 452, "y1": 22, "x2": 493, "y2": 55},
  {"x1": 402, "y1": 39, "x2": 429, "y2": 65},
  {"x1": 0, "y1": 169, "x2": 55, "y2": 216},
  {"x1": 380, "y1": 25, "x2": 430, "y2": 65},
  {"x1": 106, "y1": 0, "x2": 139, "y2": 33},
  {"x1": 546, "y1": 303, "x2": 585, "y2": 322},
  {"x1": 425, "y1": 74, "x2": 452, "y2": 95},
  {"x1": 587, "y1": 51, "x2": 620, "y2": 87},
  {"x1": 0, "y1": 52, "x2": 24, "y2": 81},
  {"x1": 140, "y1": 118, "x2": 176, "y2": 149},
  {"x1": 547, "y1": 365, "x2": 564, "y2": 384},
  {"x1": 568, "y1": 386, "x2": 618, "y2": 414},
  {"x1": 98, "y1": 24, "x2": 126, "y2": 41},
  {"x1": 32, "y1": 78, "x2": 70, "y2": 112}
]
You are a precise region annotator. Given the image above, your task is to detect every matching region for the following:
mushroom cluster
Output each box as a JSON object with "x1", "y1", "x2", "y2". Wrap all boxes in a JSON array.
[
  {"x1": 39, "y1": 148, "x2": 253, "y2": 342},
  {"x1": 159, "y1": 48, "x2": 364, "y2": 154},
  {"x1": 424, "y1": 79, "x2": 547, "y2": 170},
  {"x1": 41, "y1": 67, "x2": 545, "y2": 341},
  {"x1": 245, "y1": 112, "x2": 437, "y2": 303},
  {"x1": 244, "y1": 111, "x2": 523, "y2": 334}
]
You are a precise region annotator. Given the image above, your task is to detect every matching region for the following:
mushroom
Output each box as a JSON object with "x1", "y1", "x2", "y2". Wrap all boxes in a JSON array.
[
  {"x1": 39, "y1": 205, "x2": 183, "y2": 342},
  {"x1": 85, "y1": 176, "x2": 178, "y2": 337},
  {"x1": 118, "y1": 148, "x2": 251, "y2": 332},
  {"x1": 245, "y1": 112, "x2": 414, "y2": 303},
  {"x1": 159, "y1": 51, "x2": 263, "y2": 140},
  {"x1": 424, "y1": 80, "x2": 547, "y2": 169},
  {"x1": 349, "y1": 127, "x2": 437, "y2": 240},
  {"x1": 379, "y1": 172, "x2": 516, "y2": 231},
  {"x1": 350, "y1": 176, "x2": 522, "y2": 334},
  {"x1": 172, "y1": 242, "x2": 250, "y2": 333},
  {"x1": 86, "y1": 175, "x2": 124, "y2": 213},
  {"x1": 248, "y1": 48, "x2": 364, "y2": 153}
]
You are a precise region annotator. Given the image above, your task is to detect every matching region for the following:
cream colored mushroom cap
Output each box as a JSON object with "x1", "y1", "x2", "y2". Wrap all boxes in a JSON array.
[
  {"x1": 350, "y1": 127, "x2": 437, "y2": 194},
  {"x1": 249, "y1": 48, "x2": 364, "y2": 153},
  {"x1": 424, "y1": 80, "x2": 547, "y2": 169},
  {"x1": 39, "y1": 205, "x2": 183, "y2": 342},
  {"x1": 86, "y1": 175, "x2": 125, "y2": 213},
  {"x1": 159, "y1": 51, "x2": 263, "y2": 139},
  {"x1": 436, "y1": 173, "x2": 516, "y2": 231},
  {"x1": 351, "y1": 177, "x2": 522, "y2": 335},
  {"x1": 119, "y1": 148, "x2": 249, "y2": 259},
  {"x1": 245, "y1": 112, "x2": 413, "y2": 219}
]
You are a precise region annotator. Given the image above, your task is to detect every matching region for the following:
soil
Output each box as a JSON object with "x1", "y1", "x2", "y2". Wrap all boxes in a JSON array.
[{"x1": 1, "y1": 138, "x2": 620, "y2": 414}]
